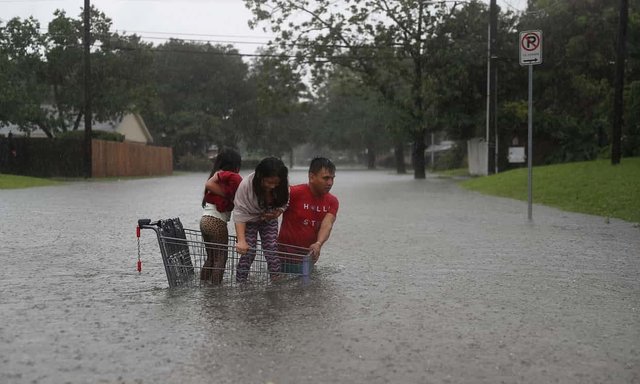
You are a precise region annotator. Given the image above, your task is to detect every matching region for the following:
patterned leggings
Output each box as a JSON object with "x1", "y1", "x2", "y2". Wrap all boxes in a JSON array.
[
  {"x1": 236, "y1": 219, "x2": 281, "y2": 281},
  {"x1": 200, "y1": 215, "x2": 229, "y2": 284}
]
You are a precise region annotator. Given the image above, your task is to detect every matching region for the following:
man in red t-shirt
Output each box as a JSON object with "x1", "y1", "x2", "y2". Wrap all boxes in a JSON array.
[{"x1": 278, "y1": 157, "x2": 339, "y2": 269}]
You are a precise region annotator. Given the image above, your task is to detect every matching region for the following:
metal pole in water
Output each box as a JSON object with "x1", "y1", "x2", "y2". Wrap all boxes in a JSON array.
[
  {"x1": 527, "y1": 65, "x2": 533, "y2": 221},
  {"x1": 83, "y1": 0, "x2": 92, "y2": 178}
]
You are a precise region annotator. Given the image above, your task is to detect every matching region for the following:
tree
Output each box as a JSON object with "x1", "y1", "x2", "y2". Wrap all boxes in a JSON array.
[
  {"x1": 1, "y1": 8, "x2": 155, "y2": 138},
  {"x1": 142, "y1": 40, "x2": 253, "y2": 161},
  {"x1": 612, "y1": 0, "x2": 629, "y2": 164},
  {"x1": 518, "y1": 0, "x2": 640, "y2": 163},
  {"x1": 244, "y1": 0, "x2": 478, "y2": 178},
  {"x1": 311, "y1": 67, "x2": 399, "y2": 168},
  {"x1": 0, "y1": 17, "x2": 50, "y2": 133},
  {"x1": 245, "y1": 49, "x2": 310, "y2": 163},
  {"x1": 624, "y1": 1, "x2": 640, "y2": 157},
  {"x1": 429, "y1": 2, "x2": 518, "y2": 141},
  {"x1": 45, "y1": 10, "x2": 83, "y2": 135},
  {"x1": 45, "y1": 7, "x2": 154, "y2": 136}
]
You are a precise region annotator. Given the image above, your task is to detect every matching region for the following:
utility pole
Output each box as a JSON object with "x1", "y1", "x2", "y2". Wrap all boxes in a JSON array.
[
  {"x1": 486, "y1": 0, "x2": 498, "y2": 174},
  {"x1": 612, "y1": 0, "x2": 628, "y2": 165},
  {"x1": 83, "y1": 0, "x2": 92, "y2": 178}
]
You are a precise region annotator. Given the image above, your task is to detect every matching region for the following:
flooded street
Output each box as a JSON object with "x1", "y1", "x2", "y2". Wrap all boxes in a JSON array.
[{"x1": 1, "y1": 170, "x2": 639, "y2": 383}]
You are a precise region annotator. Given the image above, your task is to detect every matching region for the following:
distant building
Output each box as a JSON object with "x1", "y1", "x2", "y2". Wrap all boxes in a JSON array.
[
  {"x1": 0, "y1": 113, "x2": 154, "y2": 144},
  {"x1": 96, "y1": 113, "x2": 153, "y2": 144}
]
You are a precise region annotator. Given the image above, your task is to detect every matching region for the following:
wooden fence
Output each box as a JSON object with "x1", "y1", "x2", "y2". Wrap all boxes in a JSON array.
[
  {"x1": 92, "y1": 139, "x2": 173, "y2": 178},
  {"x1": 0, "y1": 137, "x2": 172, "y2": 178}
]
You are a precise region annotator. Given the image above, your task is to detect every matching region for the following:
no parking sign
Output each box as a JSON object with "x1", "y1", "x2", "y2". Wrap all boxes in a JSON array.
[
  {"x1": 519, "y1": 30, "x2": 543, "y2": 220},
  {"x1": 519, "y1": 30, "x2": 543, "y2": 66}
]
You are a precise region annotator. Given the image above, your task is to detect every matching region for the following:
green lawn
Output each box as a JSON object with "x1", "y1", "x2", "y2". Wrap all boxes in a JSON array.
[
  {"x1": 0, "y1": 173, "x2": 63, "y2": 189},
  {"x1": 0, "y1": 172, "x2": 186, "y2": 189},
  {"x1": 460, "y1": 157, "x2": 640, "y2": 223},
  {"x1": 433, "y1": 168, "x2": 469, "y2": 178}
]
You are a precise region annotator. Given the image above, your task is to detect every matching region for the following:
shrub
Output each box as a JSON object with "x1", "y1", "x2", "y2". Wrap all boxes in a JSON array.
[
  {"x1": 430, "y1": 142, "x2": 466, "y2": 171},
  {"x1": 57, "y1": 130, "x2": 125, "y2": 142}
]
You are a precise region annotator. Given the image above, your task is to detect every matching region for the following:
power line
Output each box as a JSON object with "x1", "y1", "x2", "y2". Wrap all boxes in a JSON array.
[
  {"x1": 40, "y1": 28, "x2": 273, "y2": 47},
  {"x1": 111, "y1": 29, "x2": 275, "y2": 41},
  {"x1": 500, "y1": 0, "x2": 522, "y2": 13},
  {"x1": 38, "y1": 25, "x2": 410, "y2": 50},
  {"x1": 0, "y1": 0, "x2": 248, "y2": 1},
  {"x1": 132, "y1": 36, "x2": 269, "y2": 46},
  {"x1": 52, "y1": 39, "x2": 617, "y2": 66},
  {"x1": 0, "y1": 0, "x2": 62, "y2": 2}
]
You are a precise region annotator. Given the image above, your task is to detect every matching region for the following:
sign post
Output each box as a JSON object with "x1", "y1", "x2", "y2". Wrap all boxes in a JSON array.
[{"x1": 519, "y1": 30, "x2": 542, "y2": 221}]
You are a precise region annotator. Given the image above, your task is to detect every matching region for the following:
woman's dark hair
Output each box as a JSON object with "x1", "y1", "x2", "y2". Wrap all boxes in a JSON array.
[
  {"x1": 202, "y1": 149, "x2": 242, "y2": 207},
  {"x1": 252, "y1": 157, "x2": 289, "y2": 209}
]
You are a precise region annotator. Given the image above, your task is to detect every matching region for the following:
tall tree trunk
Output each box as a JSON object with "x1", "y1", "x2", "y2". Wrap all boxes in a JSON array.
[
  {"x1": 612, "y1": 0, "x2": 628, "y2": 165},
  {"x1": 366, "y1": 148, "x2": 376, "y2": 169},
  {"x1": 409, "y1": 0, "x2": 426, "y2": 180},
  {"x1": 394, "y1": 142, "x2": 406, "y2": 174},
  {"x1": 413, "y1": 129, "x2": 426, "y2": 179}
]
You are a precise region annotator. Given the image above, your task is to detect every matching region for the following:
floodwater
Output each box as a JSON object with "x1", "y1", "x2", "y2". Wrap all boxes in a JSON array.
[{"x1": 1, "y1": 169, "x2": 639, "y2": 383}]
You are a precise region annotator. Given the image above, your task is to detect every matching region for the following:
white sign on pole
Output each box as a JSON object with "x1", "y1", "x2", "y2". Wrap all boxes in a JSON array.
[
  {"x1": 508, "y1": 147, "x2": 526, "y2": 163},
  {"x1": 519, "y1": 30, "x2": 543, "y2": 66}
]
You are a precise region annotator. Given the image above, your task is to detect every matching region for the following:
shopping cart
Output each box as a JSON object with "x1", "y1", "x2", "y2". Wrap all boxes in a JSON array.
[{"x1": 136, "y1": 218, "x2": 312, "y2": 288}]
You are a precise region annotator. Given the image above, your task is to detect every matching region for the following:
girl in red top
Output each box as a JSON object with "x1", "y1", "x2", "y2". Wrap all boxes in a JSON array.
[{"x1": 200, "y1": 149, "x2": 242, "y2": 284}]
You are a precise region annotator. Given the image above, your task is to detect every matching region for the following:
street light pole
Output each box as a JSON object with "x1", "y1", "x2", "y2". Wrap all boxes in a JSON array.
[
  {"x1": 83, "y1": 0, "x2": 92, "y2": 178},
  {"x1": 486, "y1": 0, "x2": 497, "y2": 174}
]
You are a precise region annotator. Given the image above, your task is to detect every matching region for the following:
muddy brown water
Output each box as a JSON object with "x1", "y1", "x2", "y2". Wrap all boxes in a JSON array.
[{"x1": 1, "y1": 170, "x2": 638, "y2": 383}]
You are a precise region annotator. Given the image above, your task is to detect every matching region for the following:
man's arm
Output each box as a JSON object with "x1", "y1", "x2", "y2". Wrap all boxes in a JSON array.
[{"x1": 309, "y1": 213, "x2": 336, "y2": 263}]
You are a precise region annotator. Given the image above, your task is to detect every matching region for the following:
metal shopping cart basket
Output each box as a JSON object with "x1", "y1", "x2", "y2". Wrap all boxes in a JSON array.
[{"x1": 136, "y1": 218, "x2": 312, "y2": 288}]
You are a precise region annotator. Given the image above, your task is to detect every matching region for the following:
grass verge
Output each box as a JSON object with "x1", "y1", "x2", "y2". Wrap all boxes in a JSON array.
[
  {"x1": 0, "y1": 174, "x2": 63, "y2": 189},
  {"x1": 1, "y1": 172, "x2": 184, "y2": 189},
  {"x1": 433, "y1": 168, "x2": 469, "y2": 178},
  {"x1": 460, "y1": 157, "x2": 640, "y2": 223}
]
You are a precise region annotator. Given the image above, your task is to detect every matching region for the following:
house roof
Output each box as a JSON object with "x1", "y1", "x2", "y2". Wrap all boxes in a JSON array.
[
  {"x1": 127, "y1": 113, "x2": 153, "y2": 144},
  {"x1": 1, "y1": 113, "x2": 153, "y2": 143}
]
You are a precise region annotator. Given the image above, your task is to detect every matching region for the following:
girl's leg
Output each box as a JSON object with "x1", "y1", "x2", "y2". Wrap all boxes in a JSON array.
[
  {"x1": 258, "y1": 219, "x2": 281, "y2": 274},
  {"x1": 200, "y1": 216, "x2": 228, "y2": 284},
  {"x1": 236, "y1": 221, "x2": 258, "y2": 281}
]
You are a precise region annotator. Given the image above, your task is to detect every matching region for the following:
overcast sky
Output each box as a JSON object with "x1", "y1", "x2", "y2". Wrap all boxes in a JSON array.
[{"x1": 0, "y1": 0, "x2": 529, "y2": 55}]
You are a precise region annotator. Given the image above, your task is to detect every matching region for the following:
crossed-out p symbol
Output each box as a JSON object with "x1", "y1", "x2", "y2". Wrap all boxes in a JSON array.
[{"x1": 522, "y1": 33, "x2": 540, "y2": 51}]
